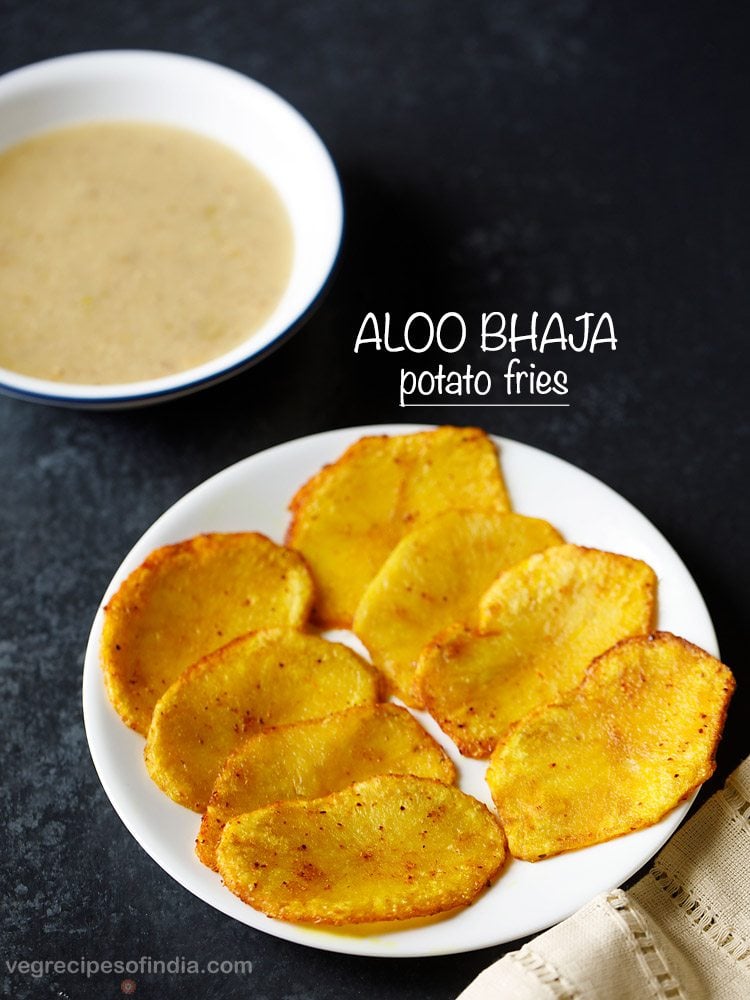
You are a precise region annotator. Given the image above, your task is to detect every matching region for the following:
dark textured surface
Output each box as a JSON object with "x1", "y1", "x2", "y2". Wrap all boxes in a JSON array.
[{"x1": 1, "y1": 2, "x2": 748, "y2": 998}]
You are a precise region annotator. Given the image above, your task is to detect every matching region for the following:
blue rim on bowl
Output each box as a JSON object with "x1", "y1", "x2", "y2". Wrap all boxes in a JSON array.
[{"x1": 0, "y1": 51, "x2": 344, "y2": 408}]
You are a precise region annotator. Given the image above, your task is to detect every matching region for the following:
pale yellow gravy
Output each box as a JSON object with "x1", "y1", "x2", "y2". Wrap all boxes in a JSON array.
[{"x1": 0, "y1": 122, "x2": 293, "y2": 383}]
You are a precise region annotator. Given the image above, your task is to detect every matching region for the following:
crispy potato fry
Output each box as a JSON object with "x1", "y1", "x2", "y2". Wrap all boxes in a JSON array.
[
  {"x1": 217, "y1": 774, "x2": 506, "y2": 923},
  {"x1": 197, "y1": 703, "x2": 456, "y2": 870},
  {"x1": 286, "y1": 427, "x2": 510, "y2": 628},
  {"x1": 101, "y1": 533, "x2": 314, "y2": 735},
  {"x1": 353, "y1": 510, "x2": 563, "y2": 704},
  {"x1": 145, "y1": 628, "x2": 379, "y2": 811},
  {"x1": 417, "y1": 545, "x2": 656, "y2": 757},
  {"x1": 487, "y1": 632, "x2": 735, "y2": 861}
]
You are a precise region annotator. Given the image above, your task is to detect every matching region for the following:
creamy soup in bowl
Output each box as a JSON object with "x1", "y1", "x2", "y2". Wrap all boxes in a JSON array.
[{"x1": 0, "y1": 51, "x2": 342, "y2": 407}]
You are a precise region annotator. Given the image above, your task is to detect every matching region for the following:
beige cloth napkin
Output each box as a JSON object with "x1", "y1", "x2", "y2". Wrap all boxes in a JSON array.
[{"x1": 458, "y1": 757, "x2": 750, "y2": 1000}]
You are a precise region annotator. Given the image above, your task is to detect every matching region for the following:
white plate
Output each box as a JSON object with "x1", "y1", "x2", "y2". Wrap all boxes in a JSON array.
[{"x1": 82, "y1": 425, "x2": 718, "y2": 957}]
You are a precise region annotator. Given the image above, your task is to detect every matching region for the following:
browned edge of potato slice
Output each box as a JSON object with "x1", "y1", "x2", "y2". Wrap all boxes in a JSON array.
[
  {"x1": 101, "y1": 532, "x2": 314, "y2": 735},
  {"x1": 285, "y1": 426, "x2": 510, "y2": 629},
  {"x1": 353, "y1": 509, "x2": 563, "y2": 705},
  {"x1": 417, "y1": 544, "x2": 657, "y2": 757},
  {"x1": 486, "y1": 631, "x2": 735, "y2": 861},
  {"x1": 144, "y1": 627, "x2": 380, "y2": 812},
  {"x1": 196, "y1": 702, "x2": 456, "y2": 870},
  {"x1": 217, "y1": 774, "x2": 507, "y2": 924}
]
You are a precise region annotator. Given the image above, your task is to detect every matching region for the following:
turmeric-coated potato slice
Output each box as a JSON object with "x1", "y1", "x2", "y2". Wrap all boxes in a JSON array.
[
  {"x1": 101, "y1": 532, "x2": 314, "y2": 734},
  {"x1": 353, "y1": 510, "x2": 563, "y2": 704},
  {"x1": 487, "y1": 632, "x2": 734, "y2": 860},
  {"x1": 417, "y1": 545, "x2": 656, "y2": 757},
  {"x1": 144, "y1": 628, "x2": 379, "y2": 812},
  {"x1": 286, "y1": 427, "x2": 510, "y2": 628},
  {"x1": 197, "y1": 703, "x2": 456, "y2": 870},
  {"x1": 217, "y1": 775, "x2": 506, "y2": 923}
]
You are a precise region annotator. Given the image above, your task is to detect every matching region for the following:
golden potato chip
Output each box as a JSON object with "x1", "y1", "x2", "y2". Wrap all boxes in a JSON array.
[
  {"x1": 101, "y1": 532, "x2": 314, "y2": 735},
  {"x1": 487, "y1": 632, "x2": 734, "y2": 861},
  {"x1": 197, "y1": 703, "x2": 456, "y2": 870},
  {"x1": 144, "y1": 628, "x2": 379, "y2": 811},
  {"x1": 217, "y1": 774, "x2": 506, "y2": 923},
  {"x1": 417, "y1": 545, "x2": 656, "y2": 757},
  {"x1": 353, "y1": 510, "x2": 563, "y2": 704},
  {"x1": 286, "y1": 427, "x2": 510, "y2": 627}
]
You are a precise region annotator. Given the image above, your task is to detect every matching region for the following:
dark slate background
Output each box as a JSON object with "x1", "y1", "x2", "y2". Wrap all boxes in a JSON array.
[{"x1": 1, "y1": 2, "x2": 748, "y2": 998}]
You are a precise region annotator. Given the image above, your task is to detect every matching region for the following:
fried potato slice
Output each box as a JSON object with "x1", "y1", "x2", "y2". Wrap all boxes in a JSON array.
[
  {"x1": 487, "y1": 632, "x2": 735, "y2": 861},
  {"x1": 286, "y1": 427, "x2": 510, "y2": 628},
  {"x1": 353, "y1": 510, "x2": 563, "y2": 704},
  {"x1": 197, "y1": 703, "x2": 456, "y2": 870},
  {"x1": 101, "y1": 532, "x2": 314, "y2": 735},
  {"x1": 417, "y1": 545, "x2": 656, "y2": 757},
  {"x1": 217, "y1": 774, "x2": 506, "y2": 923},
  {"x1": 144, "y1": 628, "x2": 379, "y2": 812}
]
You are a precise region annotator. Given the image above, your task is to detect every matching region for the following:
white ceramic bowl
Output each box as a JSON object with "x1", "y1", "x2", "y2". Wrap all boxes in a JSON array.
[{"x1": 0, "y1": 51, "x2": 343, "y2": 407}]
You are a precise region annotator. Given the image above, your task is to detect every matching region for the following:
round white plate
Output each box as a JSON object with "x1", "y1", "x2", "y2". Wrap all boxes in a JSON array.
[{"x1": 82, "y1": 425, "x2": 718, "y2": 957}]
